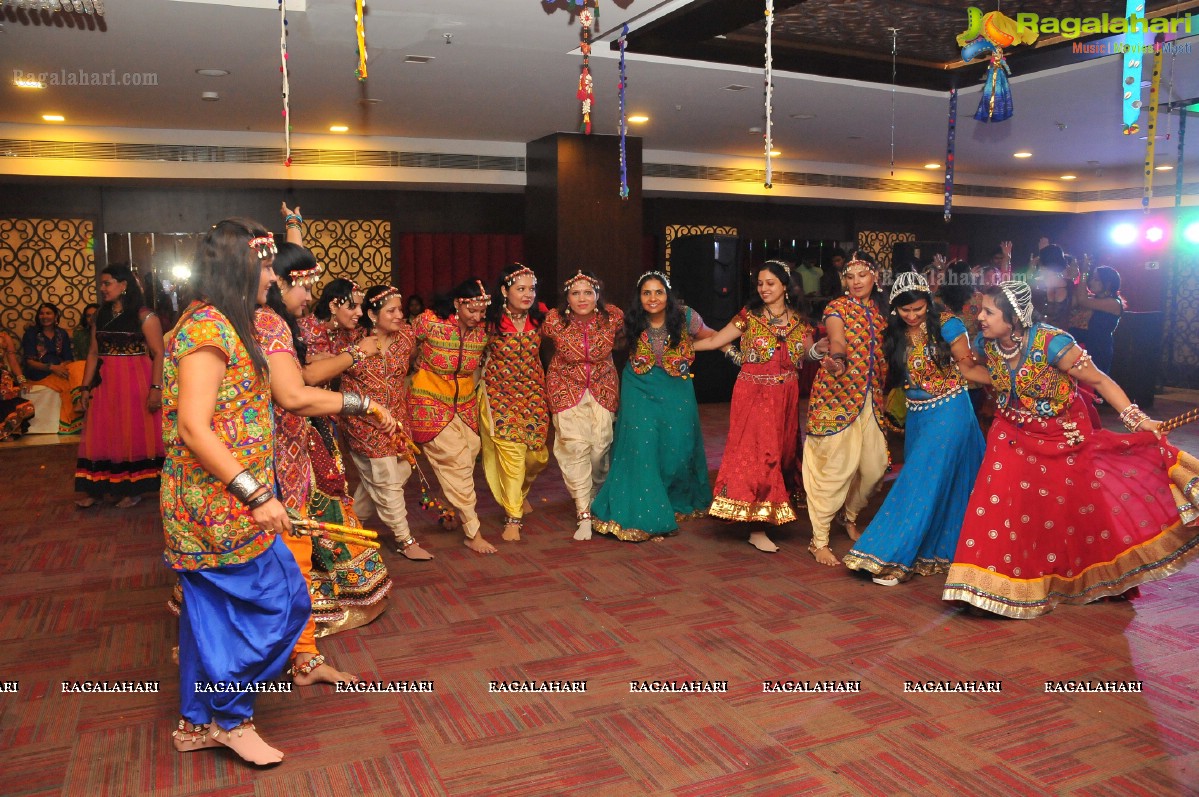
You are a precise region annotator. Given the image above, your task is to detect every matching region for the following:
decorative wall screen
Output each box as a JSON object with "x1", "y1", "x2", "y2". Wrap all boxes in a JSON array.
[
  {"x1": 0, "y1": 218, "x2": 95, "y2": 340},
  {"x1": 664, "y1": 225, "x2": 738, "y2": 274},
  {"x1": 304, "y1": 219, "x2": 392, "y2": 294},
  {"x1": 856, "y1": 231, "x2": 915, "y2": 270}
]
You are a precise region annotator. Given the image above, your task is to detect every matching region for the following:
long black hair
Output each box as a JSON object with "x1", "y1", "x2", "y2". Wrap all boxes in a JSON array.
[
  {"x1": 938, "y1": 260, "x2": 976, "y2": 315},
  {"x1": 885, "y1": 289, "x2": 953, "y2": 391},
  {"x1": 433, "y1": 277, "x2": 489, "y2": 320},
  {"x1": 359, "y1": 285, "x2": 403, "y2": 333},
  {"x1": 486, "y1": 263, "x2": 545, "y2": 331},
  {"x1": 191, "y1": 218, "x2": 270, "y2": 377},
  {"x1": 747, "y1": 259, "x2": 809, "y2": 319},
  {"x1": 264, "y1": 241, "x2": 318, "y2": 365},
  {"x1": 96, "y1": 262, "x2": 146, "y2": 328},
  {"x1": 624, "y1": 272, "x2": 685, "y2": 347},
  {"x1": 557, "y1": 269, "x2": 610, "y2": 327},
  {"x1": 1091, "y1": 265, "x2": 1125, "y2": 308},
  {"x1": 313, "y1": 277, "x2": 359, "y2": 322}
]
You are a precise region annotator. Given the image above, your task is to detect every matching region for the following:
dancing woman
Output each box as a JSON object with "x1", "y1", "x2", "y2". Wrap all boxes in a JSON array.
[
  {"x1": 409, "y1": 279, "x2": 494, "y2": 554},
  {"x1": 541, "y1": 271, "x2": 624, "y2": 541},
  {"x1": 695, "y1": 260, "x2": 815, "y2": 553},
  {"x1": 843, "y1": 272, "x2": 989, "y2": 584},
  {"x1": 480, "y1": 264, "x2": 551, "y2": 542},
  {"x1": 942, "y1": 282, "x2": 1199, "y2": 618},
  {"x1": 341, "y1": 285, "x2": 434, "y2": 560},
  {"x1": 592, "y1": 271, "x2": 714, "y2": 541},
  {"x1": 1066, "y1": 262, "x2": 1124, "y2": 377},
  {"x1": 803, "y1": 250, "x2": 889, "y2": 566}
]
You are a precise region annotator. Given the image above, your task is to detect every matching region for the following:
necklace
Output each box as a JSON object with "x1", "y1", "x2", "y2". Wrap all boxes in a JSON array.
[
  {"x1": 907, "y1": 326, "x2": 928, "y2": 347},
  {"x1": 764, "y1": 305, "x2": 788, "y2": 327},
  {"x1": 996, "y1": 338, "x2": 1021, "y2": 360},
  {"x1": 505, "y1": 307, "x2": 528, "y2": 321}
]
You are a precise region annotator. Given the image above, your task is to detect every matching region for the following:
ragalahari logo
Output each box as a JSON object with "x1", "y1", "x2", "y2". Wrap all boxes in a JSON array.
[{"x1": 960, "y1": 6, "x2": 1191, "y2": 40}]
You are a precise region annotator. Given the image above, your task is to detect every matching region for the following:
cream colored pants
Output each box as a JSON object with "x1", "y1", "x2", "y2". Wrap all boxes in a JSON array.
[
  {"x1": 421, "y1": 414, "x2": 483, "y2": 539},
  {"x1": 552, "y1": 390, "x2": 614, "y2": 513},
  {"x1": 350, "y1": 452, "x2": 413, "y2": 543},
  {"x1": 803, "y1": 396, "x2": 889, "y2": 549}
]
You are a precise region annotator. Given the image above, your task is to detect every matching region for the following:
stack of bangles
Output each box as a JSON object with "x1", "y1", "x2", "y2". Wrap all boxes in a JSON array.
[
  {"x1": 723, "y1": 348, "x2": 743, "y2": 366},
  {"x1": 807, "y1": 343, "x2": 825, "y2": 361},
  {"x1": 341, "y1": 392, "x2": 382, "y2": 419},
  {"x1": 284, "y1": 213, "x2": 302, "y2": 231},
  {"x1": 1119, "y1": 403, "x2": 1150, "y2": 432},
  {"x1": 342, "y1": 344, "x2": 367, "y2": 366},
  {"x1": 228, "y1": 469, "x2": 275, "y2": 510}
]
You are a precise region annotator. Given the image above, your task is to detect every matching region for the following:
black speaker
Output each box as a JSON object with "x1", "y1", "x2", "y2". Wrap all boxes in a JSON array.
[
  {"x1": 1110, "y1": 311, "x2": 1163, "y2": 409},
  {"x1": 892, "y1": 240, "x2": 949, "y2": 271},
  {"x1": 670, "y1": 234, "x2": 746, "y2": 403}
]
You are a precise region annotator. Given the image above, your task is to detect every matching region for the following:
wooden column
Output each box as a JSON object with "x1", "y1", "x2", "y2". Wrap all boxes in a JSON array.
[{"x1": 525, "y1": 132, "x2": 643, "y2": 308}]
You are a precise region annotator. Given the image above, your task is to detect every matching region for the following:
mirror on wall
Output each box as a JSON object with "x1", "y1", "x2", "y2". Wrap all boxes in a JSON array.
[{"x1": 104, "y1": 232, "x2": 201, "y2": 330}]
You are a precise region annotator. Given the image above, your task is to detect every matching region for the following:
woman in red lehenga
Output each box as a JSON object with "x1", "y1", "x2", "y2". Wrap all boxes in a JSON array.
[
  {"x1": 694, "y1": 261, "x2": 818, "y2": 553},
  {"x1": 943, "y1": 281, "x2": 1199, "y2": 618}
]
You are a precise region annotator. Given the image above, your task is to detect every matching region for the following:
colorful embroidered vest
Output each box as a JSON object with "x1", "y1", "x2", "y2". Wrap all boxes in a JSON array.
[
  {"x1": 734, "y1": 309, "x2": 811, "y2": 367},
  {"x1": 629, "y1": 309, "x2": 697, "y2": 378},
  {"x1": 808, "y1": 296, "x2": 887, "y2": 436},
  {"x1": 985, "y1": 324, "x2": 1076, "y2": 417},
  {"x1": 905, "y1": 312, "x2": 967, "y2": 397}
]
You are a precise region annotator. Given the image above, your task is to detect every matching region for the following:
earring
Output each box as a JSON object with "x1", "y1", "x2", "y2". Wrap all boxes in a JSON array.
[{"x1": 330, "y1": 317, "x2": 340, "y2": 329}]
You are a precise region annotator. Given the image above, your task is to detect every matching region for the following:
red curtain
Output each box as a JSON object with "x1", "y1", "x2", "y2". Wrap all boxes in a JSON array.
[{"x1": 396, "y1": 233, "x2": 523, "y2": 303}]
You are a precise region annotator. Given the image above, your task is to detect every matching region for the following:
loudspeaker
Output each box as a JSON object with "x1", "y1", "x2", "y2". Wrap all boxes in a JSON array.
[
  {"x1": 1110, "y1": 311, "x2": 1163, "y2": 409},
  {"x1": 670, "y1": 234, "x2": 746, "y2": 403},
  {"x1": 892, "y1": 240, "x2": 949, "y2": 271}
]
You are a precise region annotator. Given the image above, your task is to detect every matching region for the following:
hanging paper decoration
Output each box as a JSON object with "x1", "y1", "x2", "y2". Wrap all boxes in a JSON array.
[
  {"x1": 577, "y1": 1, "x2": 596, "y2": 134},
  {"x1": 888, "y1": 26, "x2": 898, "y2": 175},
  {"x1": 1122, "y1": 2, "x2": 1145, "y2": 134},
  {"x1": 1177, "y1": 107, "x2": 1187, "y2": 208},
  {"x1": 355, "y1": 0, "x2": 368, "y2": 81},
  {"x1": 618, "y1": 23, "x2": 629, "y2": 199},
  {"x1": 764, "y1": 0, "x2": 774, "y2": 189},
  {"x1": 279, "y1": 0, "x2": 291, "y2": 166},
  {"x1": 944, "y1": 81, "x2": 957, "y2": 222},
  {"x1": 1141, "y1": 51, "x2": 1161, "y2": 210},
  {"x1": 956, "y1": 10, "x2": 1038, "y2": 123}
]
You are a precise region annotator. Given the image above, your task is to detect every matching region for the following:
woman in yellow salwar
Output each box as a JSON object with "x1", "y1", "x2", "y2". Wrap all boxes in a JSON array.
[{"x1": 480, "y1": 264, "x2": 551, "y2": 542}]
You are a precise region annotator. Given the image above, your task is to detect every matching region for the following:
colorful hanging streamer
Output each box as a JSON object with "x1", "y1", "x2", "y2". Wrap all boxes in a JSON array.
[
  {"x1": 279, "y1": 0, "x2": 291, "y2": 166},
  {"x1": 1122, "y1": 1, "x2": 1146, "y2": 134},
  {"x1": 355, "y1": 0, "x2": 368, "y2": 81},
  {"x1": 944, "y1": 81, "x2": 957, "y2": 222},
  {"x1": 577, "y1": 1, "x2": 596, "y2": 135},
  {"x1": 618, "y1": 23, "x2": 629, "y2": 199},
  {"x1": 764, "y1": 0, "x2": 774, "y2": 189},
  {"x1": 1142, "y1": 49, "x2": 1162, "y2": 209},
  {"x1": 1177, "y1": 105, "x2": 1187, "y2": 208}
]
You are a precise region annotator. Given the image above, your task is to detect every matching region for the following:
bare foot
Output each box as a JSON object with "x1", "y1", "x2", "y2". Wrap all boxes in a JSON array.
[
  {"x1": 399, "y1": 541, "x2": 434, "y2": 560},
  {"x1": 207, "y1": 720, "x2": 284, "y2": 766},
  {"x1": 573, "y1": 519, "x2": 592, "y2": 541},
  {"x1": 172, "y1": 720, "x2": 219, "y2": 752},
  {"x1": 809, "y1": 545, "x2": 841, "y2": 567},
  {"x1": 522, "y1": 499, "x2": 533, "y2": 514},
  {"x1": 842, "y1": 515, "x2": 861, "y2": 541},
  {"x1": 292, "y1": 661, "x2": 359, "y2": 687},
  {"x1": 116, "y1": 495, "x2": 142, "y2": 509},
  {"x1": 502, "y1": 521, "x2": 522, "y2": 542},
  {"x1": 465, "y1": 534, "x2": 497, "y2": 554},
  {"x1": 748, "y1": 531, "x2": 779, "y2": 553},
  {"x1": 75, "y1": 497, "x2": 97, "y2": 509}
]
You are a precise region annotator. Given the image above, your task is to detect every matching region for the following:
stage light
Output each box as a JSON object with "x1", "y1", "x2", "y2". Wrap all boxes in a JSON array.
[
  {"x1": 1110, "y1": 223, "x2": 1138, "y2": 245},
  {"x1": 1145, "y1": 226, "x2": 1164, "y2": 243},
  {"x1": 1184, "y1": 221, "x2": 1199, "y2": 245}
]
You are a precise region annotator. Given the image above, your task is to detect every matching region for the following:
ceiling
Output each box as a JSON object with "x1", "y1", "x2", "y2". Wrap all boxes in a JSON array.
[{"x1": 0, "y1": 0, "x2": 1196, "y2": 186}]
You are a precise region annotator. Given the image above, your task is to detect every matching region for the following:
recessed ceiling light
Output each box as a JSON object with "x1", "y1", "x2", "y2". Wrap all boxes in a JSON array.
[
  {"x1": 923, "y1": 163, "x2": 941, "y2": 169},
  {"x1": 1060, "y1": 174, "x2": 1077, "y2": 180},
  {"x1": 200, "y1": 91, "x2": 220, "y2": 102},
  {"x1": 722, "y1": 84, "x2": 749, "y2": 91},
  {"x1": 1013, "y1": 151, "x2": 1033, "y2": 158},
  {"x1": 790, "y1": 113, "x2": 816, "y2": 120},
  {"x1": 195, "y1": 68, "x2": 230, "y2": 77},
  {"x1": 404, "y1": 55, "x2": 435, "y2": 64},
  {"x1": 628, "y1": 114, "x2": 649, "y2": 124},
  {"x1": 329, "y1": 125, "x2": 349, "y2": 133},
  {"x1": 14, "y1": 77, "x2": 45, "y2": 89},
  {"x1": 359, "y1": 98, "x2": 382, "y2": 106},
  {"x1": 1155, "y1": 164, "x2": 1174, "y2": 171},
  {"x1": 42, "y1": 114, "x2": 65, "y2": 122},
  {"x1": 769, "y1": 149, "x2": 782, "y2": 156}
]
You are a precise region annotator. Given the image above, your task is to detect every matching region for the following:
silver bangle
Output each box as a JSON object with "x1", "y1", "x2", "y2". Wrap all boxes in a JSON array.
[
  {"x1": 341, "y1": 392, "x2": 371, "y2": 416},
  {"x1": 807, "y1": 344, "x2": 826, "y2": 361},
  {"x1": 724, "y1": 348, "x2": 743, "y2": 366},
  {"x1": 227, "y1": 469, "x2": 264, "y2": 505}
]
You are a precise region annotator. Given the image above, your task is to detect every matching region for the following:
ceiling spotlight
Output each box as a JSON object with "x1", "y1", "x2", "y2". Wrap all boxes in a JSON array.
[
  {"x1": 200, "y1": 91, "x2": 220, "y2": 102},
  {"x1": 923, "y1": 163, "x2": 941, "y2": 169},
  {"x1": 195, "y1": 69, "x2": 230, "y2": 77},
  {"x1": 329, "y1": 125, "x2": 349, "y2": 133},
  {"x1": 627, "y1": 115, "x2": 649, "y2": 124},
  {"x1": 1154, "y1": 164, "x2": 1174, "y2": 171},
  {"x1": 1013, "y1": 151, "x2": 1033, "y2": 158},
  {"x1": 42, "y1": 114, "x2": 65, "y2": 122},
  {"x1": 1110, "y1": 223, "x2": 1137, "y2": 245},
  {"x1": 790, "y1": 113, "x2": 816, "y2": 120},
  {"x1": 170, "y1": 264, "x2": 192, "y2": 281},
  {"x1": 14, "y1": 77, "x2": 45, "y2": 89},
  {"x1": 1060, "y1": 175, "x2": 1077, "y2": 180}
]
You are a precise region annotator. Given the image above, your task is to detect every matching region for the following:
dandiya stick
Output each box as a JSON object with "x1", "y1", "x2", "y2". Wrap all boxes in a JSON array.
[{"x1": 1159, "y1": 407, "x2": 1199, "y2": 435}]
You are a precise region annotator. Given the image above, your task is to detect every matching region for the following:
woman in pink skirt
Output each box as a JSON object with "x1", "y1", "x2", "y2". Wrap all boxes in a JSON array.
[{"x1": 75, "y1": 263, "x2": 165, "y2": 508}]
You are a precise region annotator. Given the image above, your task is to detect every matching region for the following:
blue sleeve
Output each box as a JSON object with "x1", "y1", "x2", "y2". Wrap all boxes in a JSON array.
[
  {"x1": 972, "y1": 332, "x2": 987, "y2": 358},
  {"x1": 21, "y1": 328, "x2": 37, "y2": 361},
  {"x1": 940, "y1": 316, "x2": 967, "y2": 345},
  {"x1": 1045, "y1": 328, "x2": 1077, "y2": 365}
]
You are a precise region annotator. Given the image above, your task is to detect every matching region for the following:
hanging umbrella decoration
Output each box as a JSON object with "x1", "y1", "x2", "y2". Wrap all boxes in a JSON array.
[
  {"x1": 355, "y1": 0, "x2": 368, "y2": 81},
  {"x1": 956, "y1": 9, "x2": 1039, "y2": 123}
]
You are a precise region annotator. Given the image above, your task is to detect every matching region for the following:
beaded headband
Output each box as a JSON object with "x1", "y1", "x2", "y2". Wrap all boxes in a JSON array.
[
  {"x1": 562, "y1": 270, "x2": 602, "y2": 292},
  {"x1": 284, "y1": 261, "x2": 324, "y2": 289},
  {"x1": 841, "y1": 256, "x2": 877, "y2": 274},
  {"x1": 502, "y1": 264, "x2": 538, "y2": 289},
  {"x1": 638, "y1": 270, "x2": 671, "y2": 290},
  {"x1": 455, "y1": 279, "x2": 492, "y2": 310},
  {"x1": 764, "y1": 259, "x2": 793, "y2": 278},
  {"x1": 247, "y1": 234, "x2": 277, "y2": 260},
  {"x1": 999, "y1": 280, "x2": 1034, "y2": 328},
  {"x1": 889, "y1": 270, "x2": 931, "y2": 303},
  {"x1": 330, "y1": 284, "x2": 364, "y2": 308},
  {"x1": 365, "y1": 286, "x2": 401, "y2": 310}
]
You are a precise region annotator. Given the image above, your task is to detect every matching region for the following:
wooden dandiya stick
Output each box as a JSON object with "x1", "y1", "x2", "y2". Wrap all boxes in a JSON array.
[
  {"x1": 292, "y1": 519, "x2": 381, "y2": 549},
  {"x1": 1160, "y1": 407, "x2": 1199, "y2": 435}
]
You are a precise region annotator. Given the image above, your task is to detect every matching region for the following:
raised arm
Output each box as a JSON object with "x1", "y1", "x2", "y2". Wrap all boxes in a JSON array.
[{"x1": 281, "y1": 202, "x2": 304, "y2": 246}]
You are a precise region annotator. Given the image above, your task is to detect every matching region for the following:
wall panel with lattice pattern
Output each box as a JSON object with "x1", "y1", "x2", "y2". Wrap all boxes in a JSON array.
[
  {"x1": 303, "y1": 219, "x2": 392, "y2": 293},
  {"x1": 0, "y1": 218, "x2": 95, "y2": 339}
]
